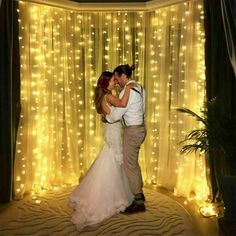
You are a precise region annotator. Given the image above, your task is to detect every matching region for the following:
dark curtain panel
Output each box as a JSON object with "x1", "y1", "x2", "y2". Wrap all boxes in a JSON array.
[
  {"x1": 221, "y1": 0, "x2": 236, "y2": 77},
  {"x1": 0, "y1": 0, "x2": 20, "y2": 202},
  {"x1": 204, "y1": 0, "x2": 236, "y2": 201}
]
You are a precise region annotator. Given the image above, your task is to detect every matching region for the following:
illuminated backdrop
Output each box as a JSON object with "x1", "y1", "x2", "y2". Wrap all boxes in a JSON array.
[{"x1": 14, "y1": 0, "x2": 209, "y2": 203}]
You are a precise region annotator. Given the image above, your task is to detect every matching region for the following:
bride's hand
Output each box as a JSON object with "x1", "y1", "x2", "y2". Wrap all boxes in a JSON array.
[
  {"x1": 126, "y1": 82, "x2": 136, "y2": 90},
  {"x1": 101, "y1": 113, "x2": 108, "y2": 123}
]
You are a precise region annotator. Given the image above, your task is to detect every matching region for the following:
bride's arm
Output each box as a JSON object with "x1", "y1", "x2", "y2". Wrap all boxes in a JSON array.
[{"x1": 106, "y1": 83, "x2": 134, "y2": 107}]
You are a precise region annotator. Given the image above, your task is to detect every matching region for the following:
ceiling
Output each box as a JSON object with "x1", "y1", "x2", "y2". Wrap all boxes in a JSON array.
[
  {"x1": 32, "y1": 0, "x2": 182, "y2": 12},
  {"x1": 70, "y1": 0, "x2": 150, "y2": 2}
]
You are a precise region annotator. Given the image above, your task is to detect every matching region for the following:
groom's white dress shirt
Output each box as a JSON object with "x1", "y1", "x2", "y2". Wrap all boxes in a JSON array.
[{"x1": 106, "y1": 80, "x2": 145, "y2": 126}]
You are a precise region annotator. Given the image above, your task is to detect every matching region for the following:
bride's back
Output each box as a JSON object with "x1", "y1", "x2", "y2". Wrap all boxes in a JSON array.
[{"x1": 101, "y1": 95, "x2": 111, "y2": 116}]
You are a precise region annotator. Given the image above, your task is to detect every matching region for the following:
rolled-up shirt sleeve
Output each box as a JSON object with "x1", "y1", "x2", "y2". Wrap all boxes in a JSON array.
[{"x1": 106, "y1": 106, "x2": 127, "y2": 123}]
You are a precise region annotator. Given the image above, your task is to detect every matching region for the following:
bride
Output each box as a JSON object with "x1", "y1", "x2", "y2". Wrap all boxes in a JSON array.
[{"x1": 68, "y1": 71, "x2": 134, "y2": 230}]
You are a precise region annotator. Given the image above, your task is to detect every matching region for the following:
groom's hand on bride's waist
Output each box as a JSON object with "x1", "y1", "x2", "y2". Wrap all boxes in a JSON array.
[{"x1": 101, "y1": 114, "x2": 108, "y2": 123}]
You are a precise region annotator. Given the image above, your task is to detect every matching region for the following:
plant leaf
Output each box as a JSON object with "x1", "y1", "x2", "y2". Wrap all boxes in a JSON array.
[{"x1": 177, "y1": 108, "x2": 207, "y2": 125}]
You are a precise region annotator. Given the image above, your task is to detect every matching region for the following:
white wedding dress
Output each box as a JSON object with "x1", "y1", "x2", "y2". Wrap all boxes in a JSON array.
[{"x1": 68, "y1": 120, "x2": 134, "y2": 230}]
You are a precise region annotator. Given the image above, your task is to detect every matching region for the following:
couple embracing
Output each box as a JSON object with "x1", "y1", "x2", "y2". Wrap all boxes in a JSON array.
[{"x1": 68, "y1": 64, "x2": 147, "y2": 230}]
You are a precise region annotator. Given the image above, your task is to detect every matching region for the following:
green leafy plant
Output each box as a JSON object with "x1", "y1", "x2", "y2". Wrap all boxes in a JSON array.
[{"x1": 177, "y1": 97, "x2": 235, "y2": 174}]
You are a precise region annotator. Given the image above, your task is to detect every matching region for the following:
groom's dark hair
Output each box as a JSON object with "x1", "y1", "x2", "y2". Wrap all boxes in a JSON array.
[{"x1": 113, "y1": 64, "x2": 135, "y2": 78}]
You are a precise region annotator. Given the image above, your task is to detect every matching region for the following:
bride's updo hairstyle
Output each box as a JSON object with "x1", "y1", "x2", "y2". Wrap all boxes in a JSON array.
[
  {"x1": 113, "y1": 64, "x2": 135, "y2": 78},
  {"x1": 94, "y1": 71, "x2": 113, "y2": 114}
]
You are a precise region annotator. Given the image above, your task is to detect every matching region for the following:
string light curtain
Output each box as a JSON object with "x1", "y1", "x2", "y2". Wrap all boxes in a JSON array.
[
  {"x1": 15, "y1": 0, "x2": 209, "y2": 202},
  {"x1": 145, "y1": 3, "x2": 209, "y2": 201}
]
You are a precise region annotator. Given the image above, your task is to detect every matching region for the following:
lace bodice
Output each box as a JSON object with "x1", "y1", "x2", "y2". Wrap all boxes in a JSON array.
[{"x1": 103, "y1": 122, "x2": 123, "y2": 165}]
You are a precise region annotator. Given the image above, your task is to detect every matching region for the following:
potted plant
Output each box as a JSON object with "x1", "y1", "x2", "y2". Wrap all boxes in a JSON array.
[{"x1": 177, "y1": 97, "x2": 236, "y2": 233}]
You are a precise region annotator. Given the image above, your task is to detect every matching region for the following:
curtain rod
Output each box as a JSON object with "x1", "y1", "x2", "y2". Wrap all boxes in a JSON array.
[{"x1": 15, "y1": 0, "x2": 193, "y2": 12}]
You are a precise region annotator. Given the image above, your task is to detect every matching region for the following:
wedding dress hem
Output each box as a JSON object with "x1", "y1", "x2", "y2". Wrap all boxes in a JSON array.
[{"x1": 68, "y1": 198, "x2": 129, "y2": 230}]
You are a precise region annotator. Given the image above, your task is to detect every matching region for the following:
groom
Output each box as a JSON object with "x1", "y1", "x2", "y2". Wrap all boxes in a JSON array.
[{"x1": 106, "y1": 64, "x2": 146, "y2": 213}]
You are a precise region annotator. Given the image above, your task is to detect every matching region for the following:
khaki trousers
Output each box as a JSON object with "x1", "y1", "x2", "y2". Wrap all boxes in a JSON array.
[{"x1": 123, "y1": 125, "x2": 146, "y2": 196}]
